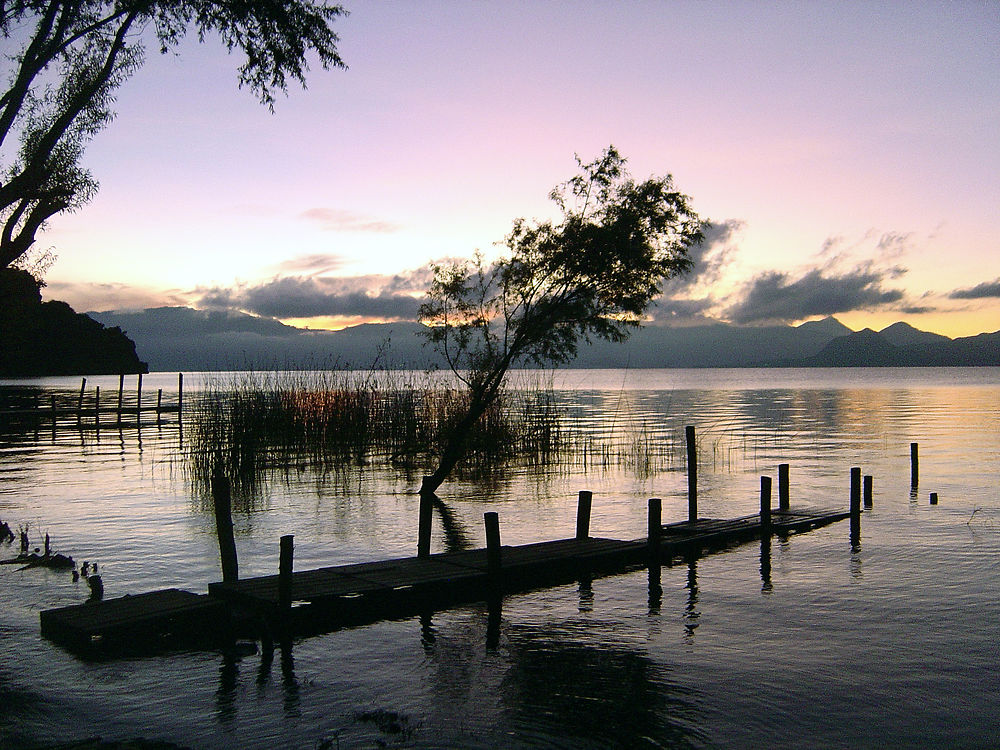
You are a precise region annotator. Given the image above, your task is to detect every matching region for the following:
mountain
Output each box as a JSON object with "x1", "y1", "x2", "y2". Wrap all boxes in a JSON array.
[
  {"x1": 791, "y1": 326, "x2": 1000, "y2": 367},
  {"x1": 89, "y1": 307, "x2": 439, "y2": 371},
  {"x1": 88, "y1": 307, "x2": 1000, "y2": 372},
  {"x1": 879, "y1": 322, "x2": 951, "y2": 348}
]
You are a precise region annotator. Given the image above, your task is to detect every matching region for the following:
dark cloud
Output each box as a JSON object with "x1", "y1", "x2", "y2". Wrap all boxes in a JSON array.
[
  {"x1": 725, "y1": 266, "x2": 905, "y2": 324},
  {"x1": 949, "y1": 278, "x2": 1000, "y2": 299},
  {"x1": 300, "y1": 208, "x2": 400, "y2": 233},
  {"x1": 652, "y1": 219, "x2": 743, "y2": 322},
  {"x1": 195, "y1": 276, "x2": 422, "y2": 321},
  {"x1": 663, "y1": 219, "x2": 742, "y2": 291},
  {"x1": 197, "y1": 286, "x2": 238, "y2": 310},
  {"x1": 648, "y1": 297, "x2": 715, "y2": 323}
]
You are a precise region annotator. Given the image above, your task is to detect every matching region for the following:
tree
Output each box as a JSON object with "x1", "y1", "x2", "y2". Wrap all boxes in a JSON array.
[
  {"x1": 418, "y1": 147, "x2": 705, "y2": 495},
  {"x1": 0, "y1": 0, "x2": 347, "y2": 269}
]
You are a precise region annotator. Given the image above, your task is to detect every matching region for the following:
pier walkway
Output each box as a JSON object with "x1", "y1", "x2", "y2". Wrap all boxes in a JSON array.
[{"x1": 39, "y1": 503, "x2": 854, "y2": 657}]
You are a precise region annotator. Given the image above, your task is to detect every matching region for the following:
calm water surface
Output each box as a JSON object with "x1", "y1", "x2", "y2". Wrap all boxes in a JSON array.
[{"x1": 1, "y1": 368, "x2": 998, "y2": 749}]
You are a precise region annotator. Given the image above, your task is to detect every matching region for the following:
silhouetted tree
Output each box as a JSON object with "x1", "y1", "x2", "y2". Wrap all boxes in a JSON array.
[
  {"x1": 418, "y1": 147, "x2": 704, "y2": 495},
  {"x1": 0, "y1": 1, "x2": 348, "y2": 269}
]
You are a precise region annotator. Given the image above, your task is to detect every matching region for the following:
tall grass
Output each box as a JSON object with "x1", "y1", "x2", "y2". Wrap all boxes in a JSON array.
[{"x1": 185, "y1": 368, "x2": 568, "y2": 494}]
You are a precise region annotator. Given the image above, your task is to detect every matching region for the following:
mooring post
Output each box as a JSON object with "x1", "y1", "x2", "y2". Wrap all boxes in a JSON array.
[
  {"x1": 177, "y1": 373, "x2": 184, "y2": 417},
  {"x1": 278, "y1": 534, "x2": 294, "y2": 615},
  {"x1": 760, "y1": 476, "x2": 772, "y2": 534},
  {"x1": 116, "y1": 374, "x2": 124, "y2": 426},
  {"x1": 647, "y1": 497, "x2": 662, "y2": 566},
  {"x1": 50, "y1": 395, "x2": 56, "y2": 428},
  {"x1": 863, "y1": 475, "x2": 873, "y2": 508},
  {"x1": 136, "y1": 373, "x2": 143, "y2": 421},
  {"x1": 910, "y1": 442, "x2": 919, "y2": 488},
  {"x1": 77, "y1": 378, "x2": 86, "y2": 422},
  {"x1": 850, "y1": 467, "x2": 862, "y2": 542},
  {"x1": 417, "y1": 490, "x2": 433, "y2": 558},
  {"x1": 930, "y1": 492, "x2": 939, "y2": 505},
  {"x1": 686, "y1": 425, "x2": 697, "y2": 522},
  {"x1": 576, "y1": 490, "x2": 593, "y2": 540},
  {"x1": 211, "y1": 469, "x2": 239, "y2": 583},
  {"x1": 778, "y1": 463, "x2": 790, "y2": 511},
  {"x1": 156, "y1": 389, "x2": 163, "y2": 426},
  {"x1": 485, "y1": 511, "x2": 502, "y2": 590}
]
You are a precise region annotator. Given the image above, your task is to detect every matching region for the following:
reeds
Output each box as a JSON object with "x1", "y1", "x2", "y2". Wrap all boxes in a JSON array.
[{"x1": 185, "y1": 368, "x2": 569, "y2": 493}]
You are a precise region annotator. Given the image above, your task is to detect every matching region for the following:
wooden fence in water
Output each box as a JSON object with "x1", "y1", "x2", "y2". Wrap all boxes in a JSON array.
[{"x1": 0, "y1": 373, "x2": 184, "y2": 430}]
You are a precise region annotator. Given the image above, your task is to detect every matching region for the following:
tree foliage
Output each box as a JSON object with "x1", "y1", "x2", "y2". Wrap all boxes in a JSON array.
[
  {"x1": 0, "y1": 0, "x2": 347, "y2": 268},
  {"x1": 418, "y1": 147, "x2": 704, "y2": 494}
]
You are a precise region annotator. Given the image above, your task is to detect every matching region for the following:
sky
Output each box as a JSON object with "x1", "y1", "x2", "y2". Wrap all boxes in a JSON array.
[{"x1": 26, "y1": 0, "x2": 1000, "y2": 338}]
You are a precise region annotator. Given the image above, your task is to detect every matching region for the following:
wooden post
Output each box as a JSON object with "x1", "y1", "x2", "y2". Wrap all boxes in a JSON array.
[
  {"x1": 211, "y1": 470, "x2": 239, "y2": 583},
  {"x1": 647, "y1": 497, "x2": 662, "y2": 565},
  {"x1": 686, "y1": 425, "x2": 697, "y2": 522},
  {"x1": 576, "y1": 490, "x2": 593, "y2": 540},
  {"x1": 485, "y1": 512, "x2": 502, "y2": 589},
  {"x1": 863, "y1": 475, "x2": 873, "y2": 508},
  {"x1": 156, "y1": 389, "x2": 163, "y2": 425},
  {"x1": 778, "y1": 463, "x2": 790, "y2": 511},
  {"x1": 77, "y1": 378, "x2": 86, "y2": 422},
  {"x1": 760, "y1": 476, "x2": 772, "y2": 533},
  {"x1": 910, "y1": 442, "x2": 919, "y2": 488},
  {"x1": 177, "y1": 373, "x2": 183, "y2": 416},
  {"x1": 850, "y1": 467, "x2": 862, "y2": 542},
  {"x1": 278, "y1": 534, "x2": 294, "y2": 614},
  {"x1": 930, "y1": 492, "x2": 939, "y2": 505},
  {"x1": 136, "y1": 373, "x2": 143, "y2": 421},
  {"x1": 94, "y1": 386, "x2": 100, "y2": 424},
  {"x1": 50, "y1": 395, "x2": 56, "y2": 428},
  {"x1": 417, "y1": 490, "x2": 433, "y2": 558},
  {"x1": 116, "y1": 374, "x2": 124, "y2": 426}
]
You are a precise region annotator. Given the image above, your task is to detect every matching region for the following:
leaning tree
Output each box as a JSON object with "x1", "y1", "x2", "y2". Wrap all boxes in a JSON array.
[
  {"x1": 418, "y1": 146, "x2": 705, "y2": 495},
  {"x1": 0, "y1": 0, "x2": 348, "y2": 269}
]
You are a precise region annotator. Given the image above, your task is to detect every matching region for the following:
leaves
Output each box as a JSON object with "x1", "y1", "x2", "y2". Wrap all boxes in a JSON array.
[{"x1": 421, "y1": 147, "x2": 704, "y2": 375}]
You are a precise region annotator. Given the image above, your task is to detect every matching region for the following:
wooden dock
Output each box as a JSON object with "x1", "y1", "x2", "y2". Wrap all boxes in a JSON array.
[
  {"x1": 37, "y1": 445, "x2": 877, "y2": 658},
  {"x1": 40, "y1": 589, "x2": 229, "y2": 654},
  {"x1": 40, "y1": 502, "x2": 855, "y2": 657}
]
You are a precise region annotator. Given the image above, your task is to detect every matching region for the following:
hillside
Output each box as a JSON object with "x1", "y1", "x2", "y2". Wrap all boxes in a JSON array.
[
  {"x1": 84, "y1": 308, "x2": 998, "y2": 371},
  {"x1": 1, "y1": 269, "x2": 147, "y2": 377}
]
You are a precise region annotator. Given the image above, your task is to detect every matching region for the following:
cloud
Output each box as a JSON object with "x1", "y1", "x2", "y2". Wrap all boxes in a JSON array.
[
  {"x1": 649, "y1": 297, "x2": 716, "y2": 323},
  {"x1": 949, "y1": 278, "x2": 1000, "y2": 299},
  {"x1": 299, "y1": 208, "x2": 400, "y2": 233},
  {"x1": 725, "y1": 266, "x2": 905, "y2": 324},
  {"x1": 670, "y1": 219, "x2": 742, "y2": 290},
  {"x1": 651, "y1": 219, "x2": 743, "y2": 322},
  {"x1": 273, "y1": 253, "x2": 345, "y2": 275},
  {"x1": 44, "y1": 281, "x2": 187, "y2": 312},
  {"x1": 195, "y1": 276, "x2": 423, "y2": 321}
]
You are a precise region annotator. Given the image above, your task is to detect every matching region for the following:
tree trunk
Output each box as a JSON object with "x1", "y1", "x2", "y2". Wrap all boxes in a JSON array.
[{"x1": 419, "y1": 389, "x2": 498, "y2": 496}]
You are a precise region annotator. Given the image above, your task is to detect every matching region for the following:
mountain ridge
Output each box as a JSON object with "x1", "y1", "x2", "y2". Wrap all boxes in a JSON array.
[{"x1": 87, "y1": 307, "x2": 1000, "y2": 372}]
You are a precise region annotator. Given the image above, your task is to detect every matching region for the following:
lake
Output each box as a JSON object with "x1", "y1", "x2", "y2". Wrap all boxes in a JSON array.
[{"x1": 2, "y1": 368, "x2": 999, "y2": 749}]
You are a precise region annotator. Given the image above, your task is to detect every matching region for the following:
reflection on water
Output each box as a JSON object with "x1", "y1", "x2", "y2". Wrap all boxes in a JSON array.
[
  {"x1": 1, "y1": 368, "x2": 999, "y2": 748},
  {"x1": 498, "y1": 625, "x2": 706, "y2": 749}
]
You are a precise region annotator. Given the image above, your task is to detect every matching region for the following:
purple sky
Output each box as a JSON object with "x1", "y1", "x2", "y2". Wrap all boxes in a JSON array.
[{"x1": 35, "y1": 1, "x2": 1000, "y2": 337}]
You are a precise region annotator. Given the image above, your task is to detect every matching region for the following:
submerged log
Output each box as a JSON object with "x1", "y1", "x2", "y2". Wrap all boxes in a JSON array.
[{"x1": 3, "y1": 552, "x2": 76, "y2": 570}]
